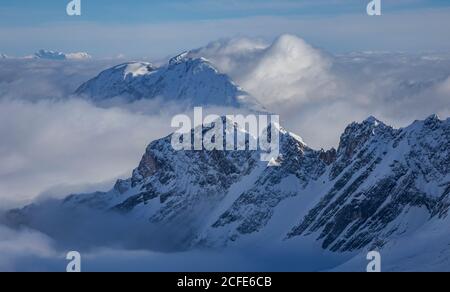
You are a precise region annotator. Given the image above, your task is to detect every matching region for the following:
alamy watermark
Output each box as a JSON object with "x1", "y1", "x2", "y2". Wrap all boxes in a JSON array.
[
  {"x1": 367, "y1": 0, "x2": 382, "y2": 16},
  {"x1": 367, "y1": 251, "x2": 381, "y2": 272},
  {"x1": 171, "y1": 107, "x2": 280, "y2": 164},
  {"x1": 66, "y1": 1, "x2": 382, "y2": 17},
  {"x1": 63, "y1": 249, "x2": 380, "y2": 272},
  {"x1": 66, "y1": 251, "x2": 81, "y2": 272},
  {"x1": 67, "y1": 0, "x2": 81, "y2": 16}
]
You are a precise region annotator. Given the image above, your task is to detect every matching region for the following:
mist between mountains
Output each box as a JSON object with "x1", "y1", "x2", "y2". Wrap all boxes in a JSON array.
[{"x1": 171, "y1": 107, "x2": 281, "y2": 164}]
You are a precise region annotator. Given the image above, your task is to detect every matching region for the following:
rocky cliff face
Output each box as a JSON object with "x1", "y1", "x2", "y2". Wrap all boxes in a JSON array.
[
  {"x1": 288, "y1": 115, "x2": 450, "y2": 251},
  {"x1": 7, "y1": 115, "x2": 450, "y2": 256}
]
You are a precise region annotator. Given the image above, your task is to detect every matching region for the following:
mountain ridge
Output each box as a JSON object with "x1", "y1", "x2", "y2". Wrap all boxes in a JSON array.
[
  {"x1": 75, "y1": 54, "x2": 264, "y2": 111},
  {"x1": 34, "y1": 49, "x2": 92, "y2": 60},
  {"x1": 5, "y1": 115, "x2": 449, "y2": 266}
]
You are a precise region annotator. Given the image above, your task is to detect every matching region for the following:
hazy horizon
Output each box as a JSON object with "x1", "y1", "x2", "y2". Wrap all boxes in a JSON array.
[{"x1": 1, "y1": 0, "x2": 450, "y2": 58}]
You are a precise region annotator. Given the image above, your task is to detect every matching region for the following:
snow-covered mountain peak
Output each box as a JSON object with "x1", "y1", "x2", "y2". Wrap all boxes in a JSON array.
[
  {"x1": 167, "y1": 55, "x2": 220, "y2": 75},
  {"x1": 34, "y1": 49, "x2": 92, "y2": 60},
  {"x1": 114, "y1": 62, "x2": 156, "y2": 79},
  {"x1": 356, "y1": 115, "x2": 387, "y2": 129},
  {"x1": 423, "y1": 113, "x2": 442, "y2": 127},
  {"x1": 407, "y1": 113, "x2": 449, "y2": 134},
  {"x1": 169, "y1": 51, "x2": 189, "y2": 65},
  {"x1": 336, "y1": 117, "x2": 393, "y2": 159},
  {"x1": 426, "y1": 113, "x2": 440, "y2": 120},
  {"x1": 35, "y1": 49, "x2": 66, "y2": 60},
  {"x1": 75, "y1": 53, "x2": 264, "y2": 110},
  {"x1": 364, "y1": 115, "x2": 382, "y2": 125}
]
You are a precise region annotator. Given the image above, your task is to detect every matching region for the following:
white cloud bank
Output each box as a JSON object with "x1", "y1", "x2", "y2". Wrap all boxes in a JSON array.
[
  {"x1": 0, "y1": 225, "x2": 58, "y2": 271},
  {"x1": 189, "y1": 35, "x2": 450, "y2": 148},
  {"x1": 0, "y1": 222, "x2": 346, "y2": 272},
  {"x1": 0, "y1": 98, "x2": 178, "y2": 208},
  {"x1": 191, "y1": 35, "x2": 335, "y2": 107}
]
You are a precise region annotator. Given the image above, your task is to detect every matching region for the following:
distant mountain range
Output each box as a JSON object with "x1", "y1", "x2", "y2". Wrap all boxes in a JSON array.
[
  {"x1": 34, "y1": 50, "x2": 92, "y2": 60},
  {"x1": 0, "y1": 50, "x2": 92, "y2": 60}
]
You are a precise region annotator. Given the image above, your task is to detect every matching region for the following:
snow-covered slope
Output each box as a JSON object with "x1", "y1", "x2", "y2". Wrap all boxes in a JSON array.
[
  {"x1": 6, "y1": 115, "x2": 450, "y2": 270},
  {"x1": 34, "y1": 50, "x2": 92, "y2": 60},
  {"x1": 75, "y1": 53, "x2": 263, "y2": 109},
  {"x1": 287, "y1": 115, "x2": 450, "y2": 252},
  {"x1": 334, "y1": 212, "x2": 450, "y2": 271}
]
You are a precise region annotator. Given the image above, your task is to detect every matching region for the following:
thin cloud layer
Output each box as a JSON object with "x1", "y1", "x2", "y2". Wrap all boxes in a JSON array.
[
  {"x1": 0, "y1": 59, "x2": 118, "y2": 101},
  {"x1": 0, "y1": 225, "x2": 58, "y2": 271},
  {"x1": 0, "y1": 222, "x2": 345, "y2": 272},
  {"x1": 0, "y1": 97, "x2": 177, "y2": 208}
]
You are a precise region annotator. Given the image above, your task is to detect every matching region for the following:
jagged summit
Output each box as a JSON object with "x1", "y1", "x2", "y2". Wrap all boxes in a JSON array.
[
  {"x1": 335, "y1": 116, "x2": 393, "y2": 161},
  {"x1": 426, "y1": 113, "x2": 440, "y2": 121},
  {"x1": 363, "y1": 115, "x2": 382, "y2": 125},
  {"x1": 349, "y1": 116, "x2": 387, "y2": 129},
  {"x1": 423, "y1": 113, "x2": 442, "y2": 126},
  {"x1": 169, "y1": 51, "x2": 189, "y2": 65}
]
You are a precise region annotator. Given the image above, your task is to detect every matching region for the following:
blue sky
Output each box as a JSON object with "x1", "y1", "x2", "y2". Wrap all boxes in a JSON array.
[
  {"x1": 1, "y1": 0, "x2": 450, "y2": 57},
  {"x1": 1, "y1": 0, "x2": 450, "y2": 24}
]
